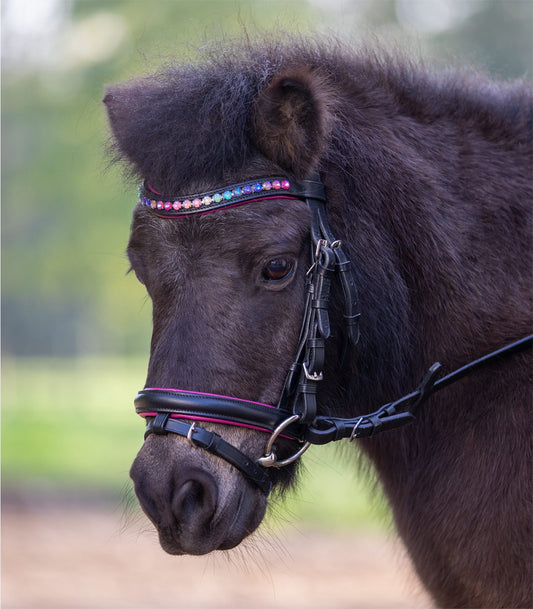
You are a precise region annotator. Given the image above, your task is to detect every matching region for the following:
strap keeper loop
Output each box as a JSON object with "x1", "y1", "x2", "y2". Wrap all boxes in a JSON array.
[
  {"x1": 411, "y1": 362, "x2": 442, "y2": 413},
  {"x1": 152, "y1": 412, "x2": 170, "y2": 435}
]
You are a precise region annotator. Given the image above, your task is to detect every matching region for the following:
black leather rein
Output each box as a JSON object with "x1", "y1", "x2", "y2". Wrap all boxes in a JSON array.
[{"x1": 134, "y1": 174, "x2": 533, "y2": 495}]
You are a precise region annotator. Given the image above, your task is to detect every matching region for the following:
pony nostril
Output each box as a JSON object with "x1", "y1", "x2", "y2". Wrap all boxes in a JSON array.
[
  {"x1": 171, "y1": 471, "x2": 217, "y2": 533},
  {"x1": 174, "y1": 480, "x2": 209, "y2": 521}
]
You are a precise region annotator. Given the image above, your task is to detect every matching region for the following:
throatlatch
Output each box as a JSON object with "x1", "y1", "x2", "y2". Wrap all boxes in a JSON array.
[{"x1": 134, "y1": 173, "x2": 533, "y2": 494}]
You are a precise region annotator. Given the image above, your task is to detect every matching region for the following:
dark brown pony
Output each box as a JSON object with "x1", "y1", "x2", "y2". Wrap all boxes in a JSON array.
[{"x1": 104, "y1": 38, "x2": 532, "y2": 608}]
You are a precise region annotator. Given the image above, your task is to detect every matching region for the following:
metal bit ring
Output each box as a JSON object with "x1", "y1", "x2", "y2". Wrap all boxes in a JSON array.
[{"x1": 257, "y1": 415, "x2": 311, "y2": 468}]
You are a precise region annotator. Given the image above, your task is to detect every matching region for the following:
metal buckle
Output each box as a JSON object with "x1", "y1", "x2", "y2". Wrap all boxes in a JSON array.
[
  {"x1": 314, "y1": 238, "x2": 328, "y2": 259},
  {"x1": 186, "y1": 422, "x2": 198, "y2": 447},
  {"x1": 349, "y1": 418, "x2": 363, "y2": 442},
  {"x1": 303, "y1": 362, "x2": 324, "y2": 381},
  {"x1": 306, "y1": 239, "x2": 328, "y2": 277},
  {"x1": 257, "y1": 414, "x2": 311, "y2": 468}
]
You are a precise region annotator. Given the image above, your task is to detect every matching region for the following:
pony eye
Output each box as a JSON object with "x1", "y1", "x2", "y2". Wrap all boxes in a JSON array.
[{"x1": 262, "y1": 257, "x2": 293, "y2": 281}]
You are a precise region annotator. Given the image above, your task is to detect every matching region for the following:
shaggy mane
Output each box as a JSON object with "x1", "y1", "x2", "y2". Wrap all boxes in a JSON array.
[{"x1": 105, "y1": 35, "x2": 532, "y2": 194}]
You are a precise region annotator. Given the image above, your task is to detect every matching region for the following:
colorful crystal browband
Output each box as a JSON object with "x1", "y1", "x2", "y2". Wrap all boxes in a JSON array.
[{"x1": 138, "y1": 176, "x2": 308, "y2": 217}]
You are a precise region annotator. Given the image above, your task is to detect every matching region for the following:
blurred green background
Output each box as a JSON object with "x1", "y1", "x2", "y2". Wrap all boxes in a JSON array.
[{"x1": 2, "y1": 0, "x2": 532, "y2": 528}]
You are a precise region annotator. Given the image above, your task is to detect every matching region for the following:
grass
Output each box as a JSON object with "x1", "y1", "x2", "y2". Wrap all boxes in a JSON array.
[
  {"x1": 2, "y1": 357, "x2": 144, "y2": 488},
  {"x1": 2, "y1": 357, "x2": 391, "y2": 530}
]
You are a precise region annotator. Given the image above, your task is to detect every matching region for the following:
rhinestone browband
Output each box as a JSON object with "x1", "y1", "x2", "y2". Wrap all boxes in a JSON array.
[{"x1": 138, "y1": 177, "x2": 303, "y2": 216}]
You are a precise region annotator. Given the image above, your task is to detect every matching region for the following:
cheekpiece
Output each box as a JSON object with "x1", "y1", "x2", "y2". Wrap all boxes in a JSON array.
[{"x1": 138, "y1": 177, "x2": 301, "y2": 217}]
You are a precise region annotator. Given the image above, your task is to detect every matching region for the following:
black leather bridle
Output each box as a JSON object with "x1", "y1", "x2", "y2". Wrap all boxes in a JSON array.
[{"x1": 134, "y1": 175, "x2": 533, "y2": 494}]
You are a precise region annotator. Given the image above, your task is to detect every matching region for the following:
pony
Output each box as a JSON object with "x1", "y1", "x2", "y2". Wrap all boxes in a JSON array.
[{"x1": 104, "y1": 37, "x2": 532, "y2": 608}]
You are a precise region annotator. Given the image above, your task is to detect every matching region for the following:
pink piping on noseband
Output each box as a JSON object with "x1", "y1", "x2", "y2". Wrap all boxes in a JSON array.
[
  {"x1": 138, "y1": 412, "x2": 279, "y2": 435},
  {"x1": 139, "y1": 388, "x2": 292, "y2": 438}
]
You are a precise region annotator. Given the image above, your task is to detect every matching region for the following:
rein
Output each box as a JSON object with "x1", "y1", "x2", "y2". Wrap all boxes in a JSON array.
[{"x1": 134, "y1": 175, "x2": 533, "y2": 495}]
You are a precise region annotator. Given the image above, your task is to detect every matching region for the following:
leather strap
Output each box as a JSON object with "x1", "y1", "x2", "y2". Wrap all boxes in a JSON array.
[
  {"x1": 140, "y1": 176, "x2": 322, "y2": 217},
  {"x1": 305, "y1": 182, "x2": 360, "y2": 346},
  {"x1": 138, "y1": 334, "x2": 533, "y2": 449},
  {"x1": 276, "y1": 177, "x2": 359, "y2": 424},
  {"x1": 306, "y1": 334, "x2": 533, "y2": 444},
  {"x1": 135, "y1": 389, "x2": 305, "y2": 439}
]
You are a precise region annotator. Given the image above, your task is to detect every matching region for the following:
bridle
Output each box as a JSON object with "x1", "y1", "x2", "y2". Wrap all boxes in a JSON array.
[{"x1": 134, "y1": 175, "x2": 533, "y2": 495}]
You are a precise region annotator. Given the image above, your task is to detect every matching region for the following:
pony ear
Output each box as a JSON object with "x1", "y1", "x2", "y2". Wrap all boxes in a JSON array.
[
  {"x1": 251, "y1": 68, "x2": 332, "y2": 178},
  {"x1": 103, "y1": 83, "x2": 147, "y2": 173},
  {"x1": 103, "y1": 81, "x2": 180, "y2": 188}
]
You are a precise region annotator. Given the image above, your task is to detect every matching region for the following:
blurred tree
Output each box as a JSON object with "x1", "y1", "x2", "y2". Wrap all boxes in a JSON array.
[{"x1": 432, "y1": 0, "x2": 533, "y2": 77}]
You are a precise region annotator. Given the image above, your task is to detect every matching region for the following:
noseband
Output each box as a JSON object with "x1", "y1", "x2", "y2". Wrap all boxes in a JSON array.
[{"x1": 134, "y1": 175, "x2": 533, "y2": 495}]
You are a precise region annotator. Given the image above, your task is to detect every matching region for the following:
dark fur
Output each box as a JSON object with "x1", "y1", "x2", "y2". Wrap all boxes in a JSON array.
[{"x1": 105, "y1": 37, "x2": 532, "y2": 608}]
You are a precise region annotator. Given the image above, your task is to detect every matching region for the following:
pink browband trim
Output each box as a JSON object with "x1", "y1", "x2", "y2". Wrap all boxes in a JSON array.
[
  {"x1": 144, "y1": 387, "x2": 276, "y2": 409},
  {"x1": 146, "y1": 183, "x2": 162, "y2": 195}
]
